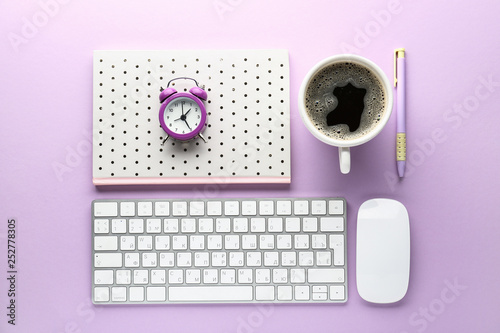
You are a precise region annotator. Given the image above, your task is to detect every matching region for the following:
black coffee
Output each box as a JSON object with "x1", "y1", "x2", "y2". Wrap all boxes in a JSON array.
[{"x1": 305, "y1": 61, "x2": 386, "y2": 141}]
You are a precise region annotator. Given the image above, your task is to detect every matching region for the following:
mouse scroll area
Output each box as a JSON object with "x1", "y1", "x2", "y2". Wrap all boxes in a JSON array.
[{"x1": 356, "y1": 198, "x2": 410, "y2": 304}]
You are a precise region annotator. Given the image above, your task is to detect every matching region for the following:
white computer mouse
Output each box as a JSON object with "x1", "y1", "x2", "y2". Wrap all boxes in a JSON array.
[{"x1": 356, "y1": 198, "x2": 410, "y2": 303}]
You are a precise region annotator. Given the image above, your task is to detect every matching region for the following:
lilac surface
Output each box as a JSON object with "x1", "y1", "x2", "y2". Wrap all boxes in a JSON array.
[{"x1": 1, "y1": 1, "x2": 500, "y2": 332}]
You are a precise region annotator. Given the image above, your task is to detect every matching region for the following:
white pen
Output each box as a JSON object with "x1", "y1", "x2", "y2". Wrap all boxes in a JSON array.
[{"x1": 394, "y1": 48, "x2": 406, "y2": 177}]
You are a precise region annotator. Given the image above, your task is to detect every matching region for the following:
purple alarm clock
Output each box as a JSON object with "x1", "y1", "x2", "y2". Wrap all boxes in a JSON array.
[{"x1": 159, "y1": 77, "x2": 208, "y2": 143}]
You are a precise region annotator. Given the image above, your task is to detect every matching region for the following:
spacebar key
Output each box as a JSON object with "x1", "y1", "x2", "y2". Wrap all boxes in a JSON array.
[{"x1": 169, "y1": 286, "x2": 253, "y2": 302}]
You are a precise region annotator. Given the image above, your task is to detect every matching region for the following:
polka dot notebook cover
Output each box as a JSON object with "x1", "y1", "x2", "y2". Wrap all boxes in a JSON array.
[{"x1": 92, "y1": 50, "x2": 290, "y2": 185}]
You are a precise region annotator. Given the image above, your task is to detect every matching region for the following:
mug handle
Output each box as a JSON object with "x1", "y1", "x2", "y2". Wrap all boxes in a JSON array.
[{"x1": 339, "y1": 147, "x2": 350, "y2": 174}]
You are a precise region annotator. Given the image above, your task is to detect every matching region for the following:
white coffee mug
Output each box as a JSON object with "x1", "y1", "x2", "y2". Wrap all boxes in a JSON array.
[{"x1": 298, "y1": 54, "x2": 393, "y2": 174}]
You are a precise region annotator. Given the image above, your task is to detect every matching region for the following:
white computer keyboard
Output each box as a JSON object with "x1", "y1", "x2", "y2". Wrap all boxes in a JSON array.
[{"x1": 92, "y1": 197, "x2": 347, "y2": 304}]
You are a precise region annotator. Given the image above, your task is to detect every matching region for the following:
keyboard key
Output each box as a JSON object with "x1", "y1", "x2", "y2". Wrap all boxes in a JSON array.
[
  {"x1": 112, "y1": 287, "x2": 127, "y2": 302},
  {"x1": 94, "y1": 219, "x2": 109, "y2": 233},
  {"x1": 311, "y1": 200, "x2": 327, "y2": 215},
  {"x1": 259, "y1": 201, "x2": 274, "y2": 216},
  {"x1": 216, "y1": 218, "x2": 231, "y2": 232},
  {"x1": 316, "y1": 251, "x2": 332, "y2": 266},
  {"x1": 276, "y1": 200, "x2": 292, "y2": 216},
  {"x1": 329, "y1": 234, "x2": 345, "y2": 266},
  {"x1": 194, "y1": 252, "x2": 209, "y2": 267},
  {"x1": 294, "y1": 201, "x2": 309, "y2": 215},
  {"x1": 169, "y1": 270, "x2": 183, "y2": 284},
  {"x1": 138, "y1": 202, "x2": 153, "y2": 217},
  {"x1": 147, "y1": 219, "x2": 162, "y2": 233},
  {"x1": 229, "y1": 252, "x2": 244, "y2": 267},
  {"x1": 207, "y1": 235, "x2": 223, "y2": 250},
  {"x1": 138, "y1": 236, "x2": 153, "y2": 250},
  {"x1": 120, "y1": 202, "x2": 135, "y2": 217},
  {"x1": 129, "y1": 287, "x2": 144, "y2": 302},
  {"x1": 212, "y1": 252, "x2": 226, "y2": 266},
  {"x1": 259, "y1": 235, "x2": 274, "y2": 249},
  {"x1": 225, "y1": 235, "x2": 240, "y2": 250},
  {"x1": 290, "y1": 269, "x2": 306, "y2": 283},
  {"x1": 255, "y1": 269, "x2": 271, "y2": 283},
  {"x1": 94, "y1": 202, "x2": 118, "y2": 217},
  {"x1": 147, "y1": 287, "x2": 166, "y2": 301},
  {"x1": 151, "y1": 270, "x2": 166, "y2": 284},
  {"x1": 129, "y1": 219, "x2": 144, "y2": 233},
  {"x1": 276, "y1": 235, "x2": 292, "y2": 249},
  {"x1": 299, "y1": 252, "x2": 314, "y2": 266},
  {"x1": 256, "y1": 286, "x2": 275, "y2": 300},
  {"x1": 155, "y1": 236, "x2": 170, "y2": 250},
  {"x1": 264, "y1": 252, "x2": 279, "y2": 266},
  {"x1": 112, "y1": 219, "x2": 127, "y2": 233},
  {"x1": 311, "y1": 235, "x2": 327, "y2": 249},
  {"x1": 94, "y1": 287, "x2": 110, "y2": 302},
  {"x1": 116, "y1": 270, "x2": 131, "y2": 284},
  {"x1": 285, "y1": 218, "x2": 300, "y2": 232},
  {"x1": 303, "y1": 218, "x2": 318, "y2": 232},
  {"x1": 172, "y1": 236, "x2": 188, "y2": 250},
  {"x1": 198, "y1": 218, "x2": 213, "y2": 233},
  {"x1": 94, "y1": 253, "x2": 122, "y2": 268},
  {"x1": 154, "y1": 202, "x2": 170, "y2": 216},
  {"x1": 268, "y1": 218, "x2": 283, "y2": 232},
  {"x1": 281, "y1": 252, "x2": 297, "y2": 266},
  {"x1": 224, "y1": 201, "x2": 239, "y2": 216},
  {"x1": 177, "y1": 253, "x2": 192, "y2": 267},
  {"x1": 160, "y1": 253, "x2": 174, "y2": 267},
  {"x1": 328, "y1": 200, "x2": 344, "y2": 215},
  {"x1": 273, "y1": 269, "x2": 288, "y2": 283},
  {"x1": 172, "y1": 202, "x2": 188, "y2": 216},
  {"x1": 125, "y1": 253, "x2": 139, "y2": 267},
  {"x1": 186, "y1": 269, "x2": 201, "y2": 284},
  {"x1": 246, "y1": 252, "x2": 262, "y2": 266},
  {"x1": 204, "y1": 269, "x2": 218, "y2": 283},
  {"x1": 190, "y1": 235, "x2": 205, "y2": 250},
  {"x1": 242, "y1": 235, "x2": 257, "y2": 249},
  {"x1": 189, "y1": 201, "x2": 205, "y2": 216},
  {"x1": 241, "y1": 201, "x2": 257, "y2": 216},
  {"x1": 233, "y1": 218, "x2": 248, "y2": 232},
  {"x1": 94, "y1": 270, "x2": 113, "y2": 285},
  {"x1": 120, "y1": 236, "x2": 135, "y2": 251},
  {"x1": 330, "y1": 285, "x2": 345, "y2": 301},
  {"x1": 221, "y1": 269, "x2": 236, "y2": 284},
  {"x1": 142, "y1": 253, "x2": 157, "y2": 267},
  {"x1": 250, "y1": 218, "x2": 265, "y2": 232},
  {"x1": 168, "y1": 286, "x2": 253, "y2": 301},
  {"x1": 164, "y1": 219, "x2": 179, "y2": 233},
  {"x1": 295, "y1": 235, "x2": 309, "y2": 249},
  {"x1": 134, "y1": 270, "x2": 149, "y2": 284},
  {"x1": 207, "y1": 201, "x2": 222, "y2": 216},
  {"x1": 181, "y1": 218, "x2": 196, "y2": 233},
  {"x1": 277, "y1": 286, "x2": 292, "y2": 301},
  {"x1": 238, "y1": 269, "x2": 253, "y2": 283},
  {"x1": 295, "y1": 286, "x2": 309, "y2": 300},
  {"x1": 308, "y1": 269, "x2": 344, "y2": 283},
  {"x1": 94, "y1": 236, "x2": 118, "y2": 251},
  {"x1": 320, "y1": 217, "x2": 344, "y2": 232}
]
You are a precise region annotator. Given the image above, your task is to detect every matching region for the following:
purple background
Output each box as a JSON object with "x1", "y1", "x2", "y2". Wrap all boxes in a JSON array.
[{"x1": 1, "y1": 0, "x2": 499, "y2": 332}]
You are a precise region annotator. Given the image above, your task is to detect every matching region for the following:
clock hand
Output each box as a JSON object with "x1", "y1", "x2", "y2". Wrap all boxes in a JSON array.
[
  {"x1": 184, "y1": 119, "x2": 192, "y2": 131},
  {"x1": 184, "y1": 109, "x2": 191, "y2": 116}
]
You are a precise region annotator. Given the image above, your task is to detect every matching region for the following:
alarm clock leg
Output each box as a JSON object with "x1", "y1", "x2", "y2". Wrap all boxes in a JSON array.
[{"x1": 198, "y1": 133, "x2": 207, "y2": 143}]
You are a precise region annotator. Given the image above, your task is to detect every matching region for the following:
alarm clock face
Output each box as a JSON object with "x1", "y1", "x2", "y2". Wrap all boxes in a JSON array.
[{"x1": 162, "y1": 96, "x2": 205, "y2": 137}]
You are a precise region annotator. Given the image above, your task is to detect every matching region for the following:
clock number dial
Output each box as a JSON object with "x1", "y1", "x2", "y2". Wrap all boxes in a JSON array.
[{"x1": 163, "y1": 96, "x2": 203, "y2": 136}]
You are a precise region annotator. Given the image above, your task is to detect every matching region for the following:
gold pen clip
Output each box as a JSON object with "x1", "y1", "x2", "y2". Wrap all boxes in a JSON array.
[{"x1": 394, "y1": 48, "x2": 405, "y2": 87}]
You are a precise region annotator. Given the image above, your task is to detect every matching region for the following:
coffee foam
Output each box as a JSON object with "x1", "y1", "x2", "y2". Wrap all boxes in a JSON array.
[{"x1": 304, "y1": 61, "x2": 386, "y2": 141}]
